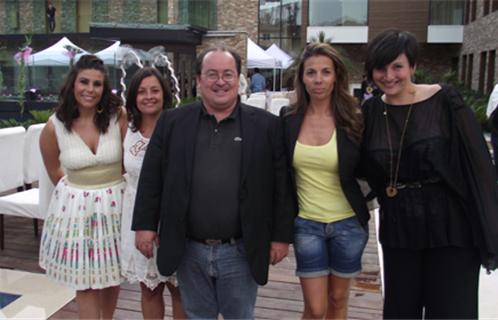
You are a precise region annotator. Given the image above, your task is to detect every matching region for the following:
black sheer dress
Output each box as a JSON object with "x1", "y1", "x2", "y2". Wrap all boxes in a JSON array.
[{"x1": 361, "y1": 88, "x2": 474, "y2": 250}]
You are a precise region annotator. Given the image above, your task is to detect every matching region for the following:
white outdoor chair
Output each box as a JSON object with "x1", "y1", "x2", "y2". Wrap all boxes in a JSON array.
[
  {"x1": 245, "y1": 97, "x2": 266, "y2": 109},
  {"x1": 0, "y1": 124, "x2": 48, "y2": 250},
  {"x1": 269, "y1": 97, "x2": 290, "y2": 115},
  {"x1": 0, "y1": 127, "x2": 25, "y2": 193},
  {"x1": 249, "y1": 92, "x2": 266, "y2": 98},
  {"x1": 270, "y1": 92, "x2": 286, "y2": 99},
  {"x1": 23, "y1": 123, "x2": 45, "y2": 188},
  {"x1": 22, "y1": 123, "x2": 46, "y2": 237}
]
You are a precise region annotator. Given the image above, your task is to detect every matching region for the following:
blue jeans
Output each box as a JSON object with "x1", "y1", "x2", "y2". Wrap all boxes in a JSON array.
[
  {"x1": 176, "y1": 239, "x2": 258, "y2": 319},
  {"x1": 294, "y1": 216, "x2": 368, "y2": 278}
]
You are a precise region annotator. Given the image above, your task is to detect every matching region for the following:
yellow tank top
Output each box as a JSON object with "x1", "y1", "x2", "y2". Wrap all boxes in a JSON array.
[{"x1": 293, "y1": 132, "x2": 354, "y2": 223}]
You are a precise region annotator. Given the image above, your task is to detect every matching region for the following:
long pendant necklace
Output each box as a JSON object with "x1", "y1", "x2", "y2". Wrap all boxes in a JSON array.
[{"x1": 383, "y1": 101, "x2": 414, "y2": 198}]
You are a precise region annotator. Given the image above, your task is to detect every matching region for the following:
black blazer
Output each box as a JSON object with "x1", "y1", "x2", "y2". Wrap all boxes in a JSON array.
[
  {"x1": 280, "y1": 108, "x2": 370, "y2": 229},
  {"x1": 132, "y1": 101, "x2": 294, "y2": 285}
]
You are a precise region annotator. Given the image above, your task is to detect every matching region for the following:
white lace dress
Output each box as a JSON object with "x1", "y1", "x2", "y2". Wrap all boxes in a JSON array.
[
  {"x1": 121, "y1": 127, "x2": 171, "y2": 289},
  {"x1": 39, "y1": 115, "x2": 125, "y2": 290}
]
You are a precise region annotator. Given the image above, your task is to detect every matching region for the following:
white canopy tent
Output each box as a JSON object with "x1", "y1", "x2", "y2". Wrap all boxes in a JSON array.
[
  {"x1": 265, "y1": 44, "x2": 293, "y2": 69},
  {"x1": 26, "y1": 37, "x2": 89, "y2": 66},
  {"x1": 247, "y1": 38, "x2": 276, "y2": 69},
  {"x1": 265, "y1": 43, "x2": 294, "y2": 91},
  {"x1": 94, "y1": 41, "x2": 132, "y2": 66}
]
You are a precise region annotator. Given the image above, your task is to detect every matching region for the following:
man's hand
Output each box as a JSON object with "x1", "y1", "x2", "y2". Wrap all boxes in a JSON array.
[
  {"x1": 269, "y1": 241, "x2": 289, "y2": 265},
  {"x1": 135, "y1": 230, "x2": 158, "y2": 259}
]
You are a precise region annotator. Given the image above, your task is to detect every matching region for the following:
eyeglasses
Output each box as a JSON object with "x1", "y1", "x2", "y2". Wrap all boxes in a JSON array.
[{"x1": 202, "y1": 71, "x2": 237, "y2": 82}]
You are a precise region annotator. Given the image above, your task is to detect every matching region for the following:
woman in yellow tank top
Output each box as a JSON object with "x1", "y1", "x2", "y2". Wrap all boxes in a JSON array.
[{"x1": 281, "y1": 42, "x2": 369, "y2": 319}]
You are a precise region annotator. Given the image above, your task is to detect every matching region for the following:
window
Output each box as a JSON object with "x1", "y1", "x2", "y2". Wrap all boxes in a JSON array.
[
  {"x1": 461, "y1": 54, "x2": 467, "y2": 83},
  {"x1": 177, "y1": 0, "x2": 217, "y2": 29},
  {"x1": 308, "y1": 0, "x2": 368, "y2": 26},
  {"x1": 430, "y1": 0, "x2": 464, "y2": 25},
  {"x1": 467, "y1": 54, "x2": 473, "y2": 89},
  {"x1": 259, "y1": 0, "x2": 302, "y2": 54},
  {"x1": 464, "y1": 0, "x2": 470, "y2": 24},
  {"x1": 488, "y1": 50, "x2": 496, "y2": 94},
  {"x1": 484, "y1": 0, "x2": 490, "y2": 15},
  {"x1": 470, "y1": 0, "x2": 476, "y2": 22},
  {"x1": 479, "y1": 51, "x2": 487, "y2": 94}
]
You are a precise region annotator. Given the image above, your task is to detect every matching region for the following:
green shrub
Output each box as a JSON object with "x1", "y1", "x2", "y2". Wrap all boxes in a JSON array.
[
  {"x1": 414, "y1": 68, "x2": 434, "y2": 84},
  {"x1": 437, "y1": 71, "x2": 490, "y2": 131},
  {"x1": 178, "y1": 96, "x2": 200, "y2": 107},
  {"x1": 0, "y1": 119, "x2": 24, "y2": 128},
  {"x1": 30, "y1": 110, "x2": 52, "y2": 123},
  {"x1": 0, "y1": 109, "x2": 52, "y2": 129}
]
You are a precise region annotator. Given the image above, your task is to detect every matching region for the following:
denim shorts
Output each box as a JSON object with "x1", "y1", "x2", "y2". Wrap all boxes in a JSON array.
[{"x1": 294, "y1": 216, "x2": 368, "y2": 278}]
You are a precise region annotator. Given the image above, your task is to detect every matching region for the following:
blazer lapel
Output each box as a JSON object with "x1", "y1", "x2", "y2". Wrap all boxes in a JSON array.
[
  {"x1": 240, "y1": 104, "x2": 256, "y2": 184},
  {"x1": 286, "y1": 111, "x2": 304, "y2": 163},
  {"x1": 182, "y1": 103, "x2": 202, "y2": 185}
]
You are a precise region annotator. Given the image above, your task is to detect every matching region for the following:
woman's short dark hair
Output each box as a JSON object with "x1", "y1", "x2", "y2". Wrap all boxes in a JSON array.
[
  {"x1": 125, "y1": 67, "x2": 173, "y2": 132},
  {"x1": 195, "y1": 45, "x2": 242, "y2": 76},
  {"x1": 55, "y1": 54, "x2": 121, "y2": 133},
  {"x1": 365, "y1": 29, "x2": 419, "y2": 81}
]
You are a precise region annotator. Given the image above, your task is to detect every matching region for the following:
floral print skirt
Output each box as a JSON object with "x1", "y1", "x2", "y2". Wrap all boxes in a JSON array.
[{"x1": 39, "y1": 178, "x2": 125, "y2": 290}]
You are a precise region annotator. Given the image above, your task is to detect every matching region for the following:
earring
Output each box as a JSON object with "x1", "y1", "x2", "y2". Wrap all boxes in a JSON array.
[{"x1": 96, "y1": 105, "x2": 104, "y2": 114}]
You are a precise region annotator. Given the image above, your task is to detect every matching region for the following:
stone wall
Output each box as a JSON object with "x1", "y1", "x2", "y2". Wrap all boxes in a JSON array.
[
  {"x1": 92, "y1": 0, "x2": 109, "y2": 23},
  {"x1": 19, "y1": 1, "x2": 34, "y2": 33},
  {"x1": 139, "y1": 0, "x2": 159, "y2": 23},
  {"x1": 198, "y1": 31, "x2": 248, "y2": 75},
  {"x1": 32, "y1": 0, "x2": 46, "y2": 33},
  {"x1": 60, "y1": 0, "x2": 77, "y2": 32},
  {"x1": 216, "y1": 0, "x2": 258, "y2": 41},
  {"x1": 108, "y1": 0, "x2": 124, "y2": 23},
  {"x1": 461, "y1": 5, "x2": 498, "y2": 92},
  {"x1": 0, "y1": 1, "x2": 5, "y2": 34},
  {"x1": 122, "y1": 0, "x2": 141, "y2": 22}
]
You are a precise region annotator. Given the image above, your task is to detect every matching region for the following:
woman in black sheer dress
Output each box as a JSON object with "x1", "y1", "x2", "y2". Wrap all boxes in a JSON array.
[{"x1": 361, "y1": 29, "x2": 498, "y2": 319}]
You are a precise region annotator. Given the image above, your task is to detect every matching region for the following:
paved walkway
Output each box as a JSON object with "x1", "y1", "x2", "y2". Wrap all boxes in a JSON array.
[{"x1": 2, "y1": 209, "x2": 498, "y2": 318}]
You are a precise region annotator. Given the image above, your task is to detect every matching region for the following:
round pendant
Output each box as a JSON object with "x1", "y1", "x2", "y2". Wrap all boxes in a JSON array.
[{"x1": 386, "y1": 186, "x2": 398, "y2": 197}]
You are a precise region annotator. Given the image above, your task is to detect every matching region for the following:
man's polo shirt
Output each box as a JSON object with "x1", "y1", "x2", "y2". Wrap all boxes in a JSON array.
[{"x1": 187, "y1": 103, "x2": 242, "y2": 240}]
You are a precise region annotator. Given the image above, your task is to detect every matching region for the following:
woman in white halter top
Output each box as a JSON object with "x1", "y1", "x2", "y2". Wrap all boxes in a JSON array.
[
  {"x1": 39, "y1": 55, "x2": 127, "y2": 319},
  {"x1": 121, "y1": 67, "x2": 185, "y2": 319}
]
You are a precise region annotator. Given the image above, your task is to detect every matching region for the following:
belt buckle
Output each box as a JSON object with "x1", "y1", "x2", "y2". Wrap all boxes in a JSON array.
[
  {"x1": 396, "y1": 183, "x2": 406, "y2": 190},
  {"x1": 205, "y1": 239, "x2": 222, "y2": 245}
]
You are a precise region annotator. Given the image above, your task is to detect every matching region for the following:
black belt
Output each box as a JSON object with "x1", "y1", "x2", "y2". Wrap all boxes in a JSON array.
[
  {"x1": 189, "y1": 237, "x2": 239, "y2": 245},
  {"x1": 395, "y1": 177, "x2": 442, "y2": 190}
]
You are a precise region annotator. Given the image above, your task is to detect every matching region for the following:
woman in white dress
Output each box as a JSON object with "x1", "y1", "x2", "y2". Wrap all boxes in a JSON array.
[
  {"x1": 39, "y1": 55, "x2": 127, "y2": 318},
  {"x1": 121, "y1": 67, "x2": 185, "y2": 319}
]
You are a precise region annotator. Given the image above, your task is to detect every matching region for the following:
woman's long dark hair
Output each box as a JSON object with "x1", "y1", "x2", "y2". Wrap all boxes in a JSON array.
[
  {"x1": 55, "y1": 54, "x2": 121, "y2": 133},
  {"x1": 125, "y1": 67, "x2": 173, "y2": 132},
  {"x1": 287, "y1": 42, "x2": 363, "y2": 143}
]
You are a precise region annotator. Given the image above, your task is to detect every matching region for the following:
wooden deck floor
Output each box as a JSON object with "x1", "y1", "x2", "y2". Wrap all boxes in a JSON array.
[{"x1": 0, "y1": 215, "x2": 383, "y2": 319}]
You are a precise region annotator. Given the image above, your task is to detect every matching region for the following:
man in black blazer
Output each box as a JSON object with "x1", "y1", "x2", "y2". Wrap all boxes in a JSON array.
[{"x1": 132, "y1": 45, "x2": 294, "y2": 319}]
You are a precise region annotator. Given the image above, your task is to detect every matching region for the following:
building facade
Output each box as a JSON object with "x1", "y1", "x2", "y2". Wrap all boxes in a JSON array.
[
  {"x1": 0, "y1": 0, "x2": 496, "y2": 96},
  {"x1": 460, "y1": 0, "x2": 498, "y2": 94}
]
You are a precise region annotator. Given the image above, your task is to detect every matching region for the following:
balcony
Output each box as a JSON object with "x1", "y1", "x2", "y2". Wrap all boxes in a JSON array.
[
  {"x1": 427, "y1": 25, "x2": 464, "y2": 43},
  {"x1": 306, "y1": 26, "x2": 368, "y2": 43}
]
